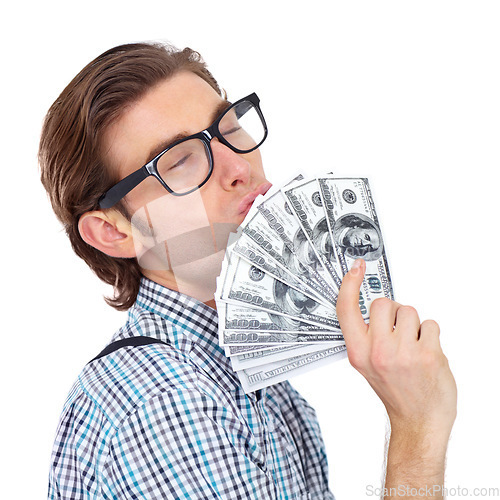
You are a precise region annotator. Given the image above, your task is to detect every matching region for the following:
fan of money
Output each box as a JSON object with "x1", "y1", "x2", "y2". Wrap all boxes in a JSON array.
[{"x1": 215, "y1": 175, "x2": 394, "y2": 393}]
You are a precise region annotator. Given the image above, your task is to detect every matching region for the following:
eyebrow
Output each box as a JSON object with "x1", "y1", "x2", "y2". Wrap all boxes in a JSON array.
[{"x1": 145, "y1": 99, "x2": 231, "y2": 164}]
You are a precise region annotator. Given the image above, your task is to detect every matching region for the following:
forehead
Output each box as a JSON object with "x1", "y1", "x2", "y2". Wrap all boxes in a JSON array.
[{"x1": 103, "y1": 71, "x2": 224, "y2": 178}]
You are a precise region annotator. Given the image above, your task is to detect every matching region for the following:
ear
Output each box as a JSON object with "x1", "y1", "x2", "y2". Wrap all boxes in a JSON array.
[{"x1": 78, "y1": 210, "x2": 139, "y2": 258}]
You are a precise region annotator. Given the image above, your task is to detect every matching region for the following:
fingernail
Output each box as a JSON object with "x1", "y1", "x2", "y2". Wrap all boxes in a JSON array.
[{"x1": 350, "y1": 259, "x2": 363, "y2": 276}]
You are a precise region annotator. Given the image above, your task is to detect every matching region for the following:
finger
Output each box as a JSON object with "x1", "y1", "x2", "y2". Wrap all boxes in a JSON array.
[
  {"x1": 368, "y1": 298, "x2": 401, "y2": 335},
  {"x1": 337, "y1": 259, "x2": 369, "y2": 340},
  {"x1": 418, "y1": 319, "x2": 441, "y2": 346},
  {"x1": 393, "y1": 305, "x2": 421, "y2": 343}
]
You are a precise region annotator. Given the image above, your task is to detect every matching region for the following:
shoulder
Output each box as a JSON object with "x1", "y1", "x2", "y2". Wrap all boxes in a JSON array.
[
  {"x1": 64, "y1": 342, "x2": 203, "y2": 431},
  {"x1": 52, "y1": 341, "x2": 234, "y2": 458},
  {"x1": 50, "y1": 345, "x2": 261, "y2": 499}
]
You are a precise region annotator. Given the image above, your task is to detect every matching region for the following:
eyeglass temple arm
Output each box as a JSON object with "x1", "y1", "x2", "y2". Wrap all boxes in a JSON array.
[{"x1": 99, "y1": 166, "x2": 150, "y2": 209}]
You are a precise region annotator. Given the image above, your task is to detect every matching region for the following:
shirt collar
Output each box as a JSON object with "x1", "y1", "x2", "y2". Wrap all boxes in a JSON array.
[{"x1": 135, "y1": 276, "x2": 218, "y2": 339}]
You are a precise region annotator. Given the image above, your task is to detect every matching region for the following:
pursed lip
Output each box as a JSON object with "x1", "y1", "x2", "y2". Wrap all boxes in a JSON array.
[{"x1": 238, "y1": 182, "x2": 273, "y2": 216}]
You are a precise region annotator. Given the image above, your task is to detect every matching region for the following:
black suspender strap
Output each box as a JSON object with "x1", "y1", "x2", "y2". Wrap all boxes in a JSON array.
[{"x1": 88, "y1": 336, "x2": 170, "y2": 364}]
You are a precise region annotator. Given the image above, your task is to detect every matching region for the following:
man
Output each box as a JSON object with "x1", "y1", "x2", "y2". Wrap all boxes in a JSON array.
[{"x1": 40, "y1": 42, "x2": 456, "y2": 499}]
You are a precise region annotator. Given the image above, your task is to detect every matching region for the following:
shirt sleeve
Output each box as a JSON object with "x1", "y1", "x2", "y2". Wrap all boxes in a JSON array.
[
  {"x1": 270, "y1": 382, "x2": 336, "y2": 500},
  {"x1": 101, "y1": 388, "x2": 280, "y2": 499}
]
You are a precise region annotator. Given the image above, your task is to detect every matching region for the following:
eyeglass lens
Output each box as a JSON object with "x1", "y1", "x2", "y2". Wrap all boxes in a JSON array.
[
  {"x1": 156, "y1": 138, "x2": 210, "y2": 194},
  {"x1": 219, "y1": 100, "x2": 266, "y2": 152},
  {"x1": 156, "y1": 100, "x2": 265, "y2": 194}
]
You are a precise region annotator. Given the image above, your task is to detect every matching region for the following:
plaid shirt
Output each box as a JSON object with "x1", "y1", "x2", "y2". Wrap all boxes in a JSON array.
[{"x1": 48, "y1": 277, "x2": 335, "y2": 499}]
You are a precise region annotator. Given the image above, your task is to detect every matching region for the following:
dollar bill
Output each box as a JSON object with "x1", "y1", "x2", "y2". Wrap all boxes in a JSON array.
[
  {"x1": 255, "y1": 185, "x2": 339, "y2": 298},
  {"x1": 217, "y1": 301, "x2": 336, "y2": 333},
  {"x1": 243, "y1": 201, "x2": 338, "y2": 305},
  {"x1": 221, "y1": 329, "x2": 344, "y2": 345},
  {"x1": 230, "y1": 342, "x2": 340, "y2": 370},
  {"x1": 216, "y1": 173, "x2": 393, "y2": 393},
  {"x1": 238, "y1": 344, "x2": 348, "y2": 393},
  {"x1": 232, "y1": 232, "x2": 330, "y2": 307},
  {"x1": 225, "y1": 344, "x2": 275, "y2": 356},
  {"x1": 218, "y1": 254, "x2": 340, "y2": 329},
  {"x1": 216, "y1": 301, "x2": 343, "y2": 350},
  {"x1": 318, "y1": 177, "x2": 394, "y2": 319},
  {"x1": 283, "y1": 177, "x2": 343, "y2": 288}
]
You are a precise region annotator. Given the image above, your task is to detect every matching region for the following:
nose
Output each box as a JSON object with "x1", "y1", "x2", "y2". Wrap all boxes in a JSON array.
[{"x1": 210, "y1": 139, "x2": 251, "y2": 190}]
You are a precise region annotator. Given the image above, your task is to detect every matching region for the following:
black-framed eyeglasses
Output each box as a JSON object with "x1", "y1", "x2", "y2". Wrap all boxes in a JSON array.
[{"x1": 98, "y1": 92, "x2": 268, "y2": 209}]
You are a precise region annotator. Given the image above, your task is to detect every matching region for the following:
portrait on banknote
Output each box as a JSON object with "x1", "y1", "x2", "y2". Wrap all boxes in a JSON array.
[
  {"x1": 332, "y1": 213, "x2": 384, "y2": 261},
  {"x1": 312, "y1": 218, "x2": 336, "y2": 265},
  {"x1": 285, "y1": 229, "x2": 318, "y2": 274},
  {"x1": 274, "y1": 279, "x2": 320, "y2": 316}
]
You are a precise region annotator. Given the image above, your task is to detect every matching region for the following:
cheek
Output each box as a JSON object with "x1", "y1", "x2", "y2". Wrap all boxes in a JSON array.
[
  {"x1": 124, "y1": 176, "x2": 169, "y2": 212},
  {"x1": 200, "y1": 189, "x2": 240, "y2": 226},
  {"x1": 129, "y1": 188, "x2": 212, "y2": 243}
]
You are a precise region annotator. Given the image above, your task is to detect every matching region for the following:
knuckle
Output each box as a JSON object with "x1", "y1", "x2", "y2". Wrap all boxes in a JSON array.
[
  {"x1": 370, "y1": 346, "x2": 389, "y2": 372},
  {"x1": 421, "y1": 319, "x2": 440, "y2": 333},
  {"x1": 370, "y1": 297, "x2": 393, "y2": 315},
  {"x1": 347, "y1": 351, "x2": 362, "y2": 370},
  {"x1": 399, "y1": 305, "x2": 418, "y2": 318},
  {"x1": 345, "y1": 345, "x2": 364, "y2": 370},
  {"x1": 346, "y1": 345, "x2": 369, "y2": 372},
  {"x1": 396, "y1": 350, "x2": 414, "y2": 370},
  {"x1": 420, "y1": 349, "x2": 440, "y2": 369},
  {"x1": 420, "y1": 342, "x2": 448, "y2": 368}
]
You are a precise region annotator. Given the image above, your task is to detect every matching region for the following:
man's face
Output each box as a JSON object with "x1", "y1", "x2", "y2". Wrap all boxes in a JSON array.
[
  {"x1": 344, "y1": 227, "x2": 380, "y2": 251},
  {"x1": 102, "y1": 71, "x2": 271, "y2": 302}
]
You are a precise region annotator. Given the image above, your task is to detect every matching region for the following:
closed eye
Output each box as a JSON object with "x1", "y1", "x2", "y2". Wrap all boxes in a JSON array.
[
  {"x1": 222, "y1": 125, "x2": 242, "y2": 136},
  {"x1": 168, "y1": 153, "x2": 192, "y2": 171},
  {"x1": 175, "y1": 154, "x2": 190, "y2": 166}
]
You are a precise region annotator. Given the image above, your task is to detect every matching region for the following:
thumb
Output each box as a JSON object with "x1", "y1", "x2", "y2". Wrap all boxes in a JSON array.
[{"x1": 336, "y1": 259, "x2": 369, "y2": 340}]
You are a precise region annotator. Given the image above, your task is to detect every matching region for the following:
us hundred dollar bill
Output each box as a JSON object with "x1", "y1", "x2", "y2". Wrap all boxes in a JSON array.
[
  {"x1": 225, "y1": 344, "x2": 274, "y2": 356},
  {"x1": 230, "y1": 342, "x2": 339, "y2": 370},
  {"x1": 232, "y1": 232, "x2": 330, "y2": 307},
  {"x1": 217, "y1": 302, "x2": 343, "y2": 347},
  {"x1": 318, "y1": 177, "x2": 394, "y2": 319},
  {"x1": 217, "y1": 301, "x2": 338, "y2": 334},
  {"x1": 283, "y1": 177, "x2": 343, "y2": 289},
  {"x1": 218, "y1": 254, "x2": 340, "y2": 329},
  {"x1": 227, "y1": 343, "x2": 294, "y2": 358},
  {"x1": 243, "y1": 200, "x2": 338, "y2": 305},
  {"x1": 221, "y1": 329, "x2": 344, "y2": 345},
  {"x1": 238, "y1": 344, "x2": 348, "y2": 393}
]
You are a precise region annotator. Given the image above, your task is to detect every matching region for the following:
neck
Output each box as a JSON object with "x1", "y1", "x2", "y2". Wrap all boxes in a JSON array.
[{"x1": 141, "y1": 248, "x2": 225, "y2": 309}]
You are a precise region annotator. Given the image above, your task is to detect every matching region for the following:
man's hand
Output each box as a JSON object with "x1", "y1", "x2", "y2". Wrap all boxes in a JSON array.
[{"x1": 336, "y1": 259, "x2": 457, "y2": 498}]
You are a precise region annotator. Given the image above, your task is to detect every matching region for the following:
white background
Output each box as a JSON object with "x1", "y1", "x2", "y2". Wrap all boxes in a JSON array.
[{"x1": 2, "y1": 1, "x2": 499, "y2": 498}]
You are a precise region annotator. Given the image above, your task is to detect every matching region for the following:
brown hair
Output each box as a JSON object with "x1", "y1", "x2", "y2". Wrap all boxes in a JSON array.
[{"x1": 39, "y1": 42, "x2": 223, "y2": 310}]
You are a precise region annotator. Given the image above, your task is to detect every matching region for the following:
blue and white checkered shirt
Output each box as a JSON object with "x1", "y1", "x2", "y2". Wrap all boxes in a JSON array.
[{"x1": 48, "y1": 277, "x2": 335, "y2": 499}]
